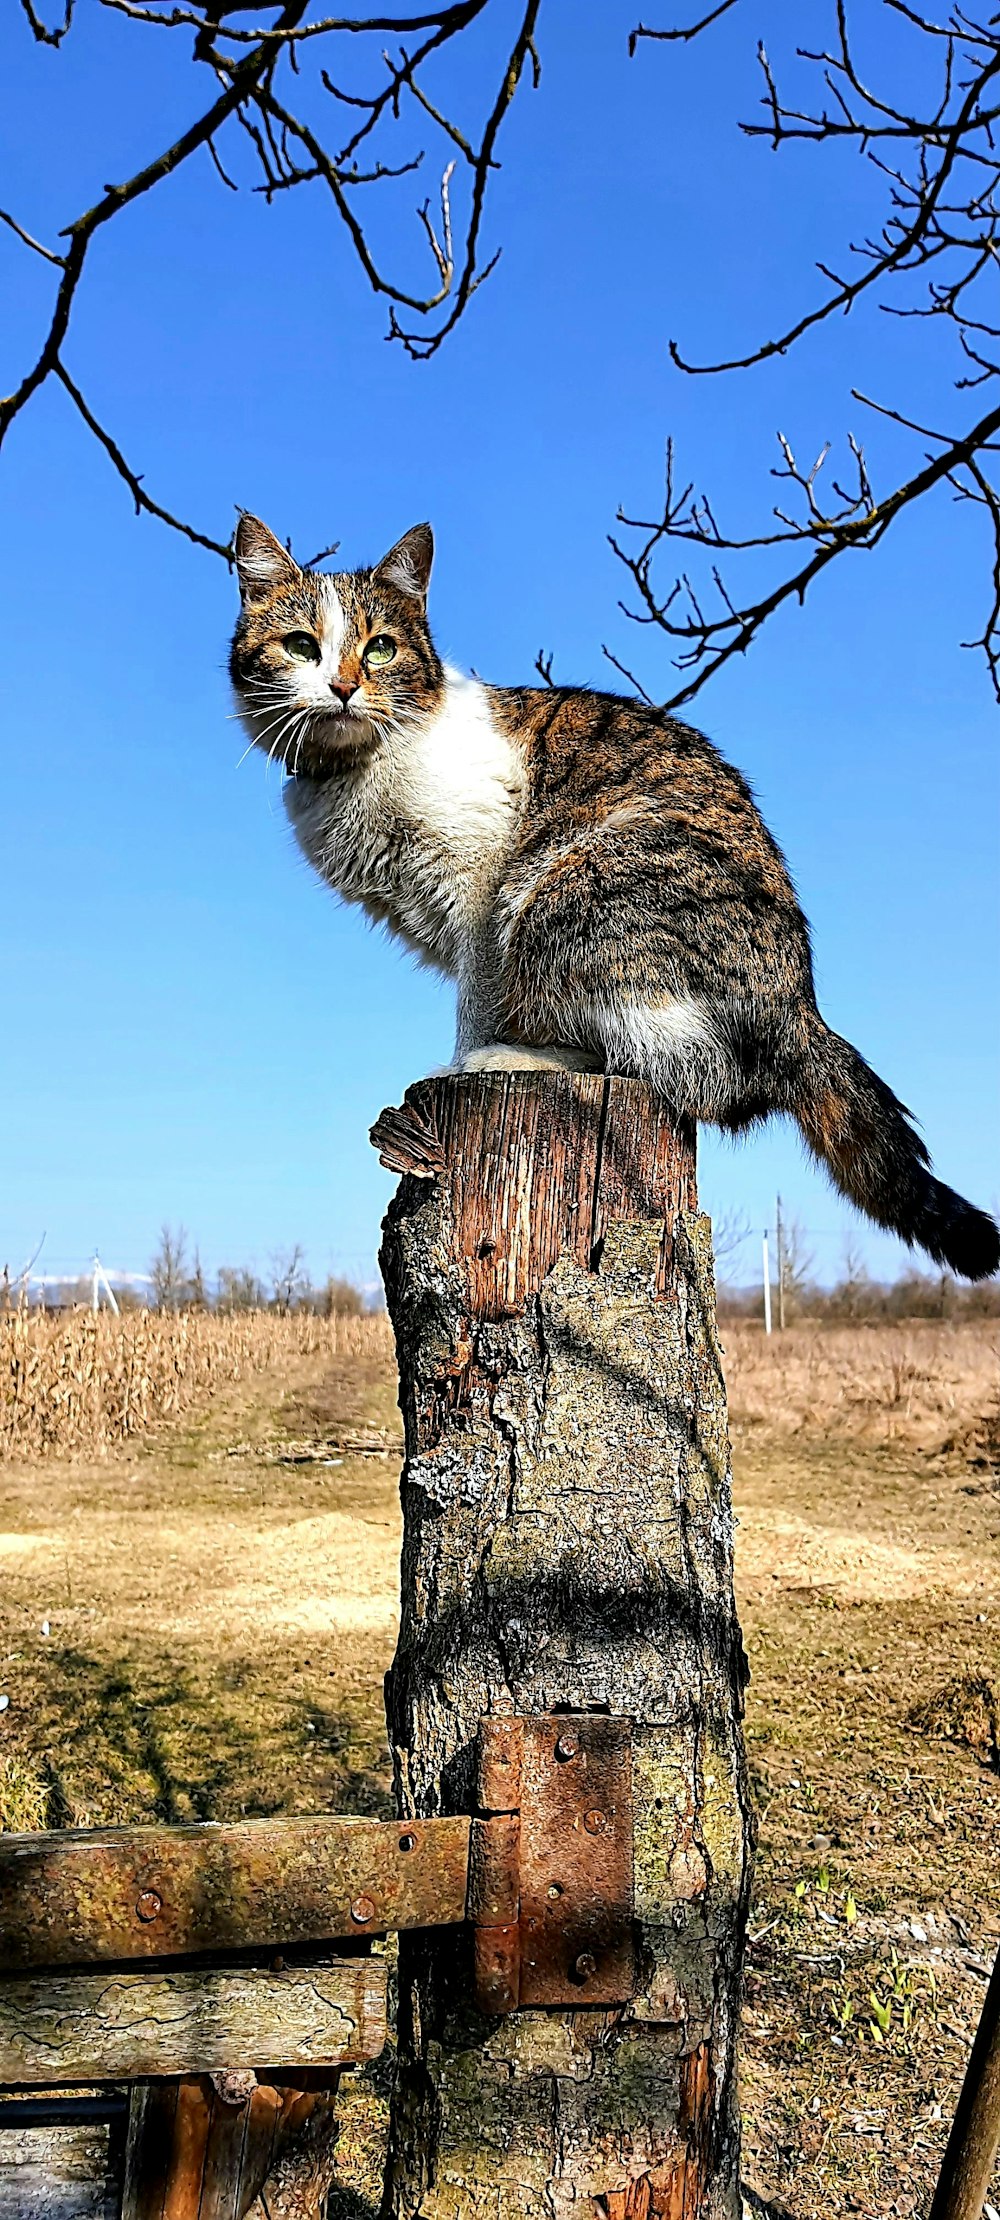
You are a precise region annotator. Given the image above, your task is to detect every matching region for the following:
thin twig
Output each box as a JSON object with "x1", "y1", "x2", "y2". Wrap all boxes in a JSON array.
[
  {"x1": 54, "y1": 362, "x2": 234, "y2": 559},
  {"x1": 601, "y1": 643, "x2": 656, "y2": 703},
  {"x1": 0, "y1": 207, "x2": 66, "y2": 265},
  {"x1": 4, "y1": 0, "x2": 540, "y2": 551},
  {"x1": 623, "y1": 1, "x2": 1000, "y2": 704}
]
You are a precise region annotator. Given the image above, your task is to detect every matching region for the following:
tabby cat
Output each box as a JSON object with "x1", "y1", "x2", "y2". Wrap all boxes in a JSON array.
[{"x1": 230, "y1": 514, "x2": 999, "y2": 1281}]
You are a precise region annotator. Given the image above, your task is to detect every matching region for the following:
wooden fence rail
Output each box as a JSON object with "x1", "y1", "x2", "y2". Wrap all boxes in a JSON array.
[{"x1": 0, "y1": 1812, "x2": 470, "y2": 1970}]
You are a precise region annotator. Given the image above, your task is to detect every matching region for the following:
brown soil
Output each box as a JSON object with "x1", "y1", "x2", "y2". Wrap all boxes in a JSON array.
[
  {"x1": 1, "y1": 1334, "x2": 998, "y2": 2218},
  {"x1": 736, "y1": 1433, "x2": 1000, "y2": 2217},
  {"x1": 0, "y1": 1348, "x2": 404, "y2": 1831}
]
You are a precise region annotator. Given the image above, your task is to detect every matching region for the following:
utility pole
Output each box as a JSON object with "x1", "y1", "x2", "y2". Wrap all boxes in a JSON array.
[
  {"x1": 91, "y1": 1255, "x2": 120, "y2": 1317},
  {"x1": 776, "y1": 1193, "x2": 786, "y2": 1332},
  {"x1": 762, "y1": 1230, "x2": 772, "y2": 1336}
]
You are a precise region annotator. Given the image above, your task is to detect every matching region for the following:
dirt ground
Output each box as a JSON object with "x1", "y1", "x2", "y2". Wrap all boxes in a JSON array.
[{"x1": 1, "y1": 1331, "x2": 998, "y2": 2218}]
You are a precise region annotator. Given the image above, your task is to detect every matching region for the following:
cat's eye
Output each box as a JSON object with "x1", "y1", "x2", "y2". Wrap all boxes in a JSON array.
[
  {"x1": 282, "y1": 632, "x2": 321, "y2": 664},
  {"x1": 363, "y1": 634, "x2": 396, "y2": 669}
]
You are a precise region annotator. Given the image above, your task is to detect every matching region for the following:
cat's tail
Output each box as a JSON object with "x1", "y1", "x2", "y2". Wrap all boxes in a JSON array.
[{"x1": 794, "y1": 1017, "x2": 999, "y2": 1282}]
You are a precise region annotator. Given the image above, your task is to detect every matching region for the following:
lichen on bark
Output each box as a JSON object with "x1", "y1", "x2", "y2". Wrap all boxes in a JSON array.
[{"x1": 378, "y1": 1075, "x2": 752, "y2": 2219}]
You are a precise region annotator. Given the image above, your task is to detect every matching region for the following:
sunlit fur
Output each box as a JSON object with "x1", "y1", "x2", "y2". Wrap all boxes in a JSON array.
[{"x1": 230, "y1": 515, "x2": 999, "y2": 1282}]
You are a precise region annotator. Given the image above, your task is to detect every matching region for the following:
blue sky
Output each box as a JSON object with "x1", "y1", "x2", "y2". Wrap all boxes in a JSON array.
[{"x1": 3, "y1": 1, "x2": 997, "y2": 1295}]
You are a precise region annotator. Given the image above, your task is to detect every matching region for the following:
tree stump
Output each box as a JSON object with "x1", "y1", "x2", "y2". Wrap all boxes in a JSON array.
[{"x1": 373, "y1": 1073, "x2": 753, "y2": 2220}]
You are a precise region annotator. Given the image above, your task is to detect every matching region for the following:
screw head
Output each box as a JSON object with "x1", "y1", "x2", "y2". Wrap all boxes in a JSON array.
[
  {"x1": 584, "y1": 1808, "x2": 609, "y2": 1835},
  {"x1": 555, "y1": 1733, "x2": 578, "y2": 1762},
  {"x1": 351, "y1": 1893, "x2": 376, "y2": 1925},
  {"x1": 135, "y1": 1890, "x2": 162, "y2": 1924},
  {"x1": 572, "y1": 1951, "x2": 597, "y2": 1984}
]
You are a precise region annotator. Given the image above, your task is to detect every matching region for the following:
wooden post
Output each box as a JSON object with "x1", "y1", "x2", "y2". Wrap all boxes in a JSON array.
[
  {"x1": 373, "y1": 1073, "x2": 754, "y2": 2219},
  {"x1": 121, "y1": 2073, "x2": 343, "y2": 2220},
  {"x1": 929, "y1": 1940, "x2": 1000, "y2": 2220}
]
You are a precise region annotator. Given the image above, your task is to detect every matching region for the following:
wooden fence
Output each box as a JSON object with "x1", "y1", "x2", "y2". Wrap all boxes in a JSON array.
[{"x1": 0, "y1": 1075, "x2": 995, "y2": 2219}]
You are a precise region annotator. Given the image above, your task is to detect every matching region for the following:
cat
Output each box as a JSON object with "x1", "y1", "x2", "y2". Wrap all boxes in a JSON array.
[{"x1": 229, "y1": 512, "x2": 999, "y2": 1282}]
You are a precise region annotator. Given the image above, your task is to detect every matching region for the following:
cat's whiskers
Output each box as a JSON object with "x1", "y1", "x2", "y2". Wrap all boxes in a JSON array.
[
  {"x1": 252, "y1": 704, "x2": 308, "y2": 783},
  {"x1": 267, "y1": 717, "x2": 299, "y2": 773},
  {"x1": 292, "y1": 713, "x2": 316, "y2": 780},
  {"x1": 238, "y1": 681, "x2": 288, "y2": 714},
  {"x1": 248, "y1": 699, "x2": 304, "y2": 761}
]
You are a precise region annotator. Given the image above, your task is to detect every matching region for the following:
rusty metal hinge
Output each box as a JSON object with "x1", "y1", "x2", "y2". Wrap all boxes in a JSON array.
[{"x1": 469, "y1": 1714, "x2": 635, "y2": 2014}]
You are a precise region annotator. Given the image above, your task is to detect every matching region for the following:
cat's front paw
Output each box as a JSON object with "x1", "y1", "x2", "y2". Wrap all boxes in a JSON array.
[{"x1": 460, "y1": 1042, "x2": 603, "y2": 1074}]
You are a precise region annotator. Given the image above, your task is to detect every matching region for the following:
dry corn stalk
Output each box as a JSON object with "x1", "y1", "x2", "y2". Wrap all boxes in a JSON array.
[{"x1": 0, "y1": 1305, "x2": 392, "y2": 1462}]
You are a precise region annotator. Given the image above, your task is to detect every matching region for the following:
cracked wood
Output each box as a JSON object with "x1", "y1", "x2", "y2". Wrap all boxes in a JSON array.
[
  {"x1": 0, "y1": 1958, "x2": 386, "y2": 2085},
  {"x1": 376, "y1": 1071, "x2": 753, "y2": 2220}
]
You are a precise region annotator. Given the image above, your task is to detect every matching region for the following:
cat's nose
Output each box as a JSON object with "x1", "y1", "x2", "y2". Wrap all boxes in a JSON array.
[{"x1": 329, "y1": 681, "x2": 356, "y2": 707}]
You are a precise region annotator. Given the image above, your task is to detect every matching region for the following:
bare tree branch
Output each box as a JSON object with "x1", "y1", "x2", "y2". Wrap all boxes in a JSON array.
[
  {"x1": 3, "y1": 0, "x2": 541, "y2": 555},
  {"x1": 710, "y1": 1206, "x2": 752, "y2": 1266},
  {"x1": 18, "y1": 0, "x2": 76, "y2": 46},
  {"x1": 628, "y1": 0, "x2": 737, "y2": 53},
  {"x1": 601, "y1": 643, "x2": 656, "y2": 703},
  {"x1": 613, "y1": 394, "x2": 1000, "y2": 708},
  {"x1": 53, "y1": 362, "x2": 235, "y2": 559},
  {"x1": 0, "y1": 207, "x2": 66, "y2": 265},
  {"x1": 624, "y1": 2, "x2": 1000, "y2": 705}
]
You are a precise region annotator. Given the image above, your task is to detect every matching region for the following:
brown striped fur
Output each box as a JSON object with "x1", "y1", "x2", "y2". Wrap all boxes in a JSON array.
[{"x1": 230, "y1": 517, "x2": 998, "y2": 1281}]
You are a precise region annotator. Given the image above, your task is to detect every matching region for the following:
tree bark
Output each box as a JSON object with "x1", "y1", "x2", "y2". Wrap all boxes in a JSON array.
[{"x1": 375, "y1": 1073, "x2": 753, "y2": 2220}]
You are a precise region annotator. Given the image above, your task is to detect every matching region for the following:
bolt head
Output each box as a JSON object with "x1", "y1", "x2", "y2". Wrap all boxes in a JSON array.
[
  {"x1": 135, "y1": 1890, "x2": 162, "y2": 1923},
  {"x1": 584, "y1": 1808, "x2": 609, "y2": 1835},
  {"x1": 351, "y1": 1893, "x2": 376, "y2": 1925},
  {"x1": 572, "y1": 1951, "x2": 597, "y2": 1983},
  {"x1": 555, "y1": 1733, "x2": 578, "y2": 1762}
]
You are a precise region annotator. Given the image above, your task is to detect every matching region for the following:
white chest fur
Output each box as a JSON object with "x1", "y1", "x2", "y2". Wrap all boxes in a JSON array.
[{"x1": 285, "y1": 670, "x2": 524, "y2": 972}]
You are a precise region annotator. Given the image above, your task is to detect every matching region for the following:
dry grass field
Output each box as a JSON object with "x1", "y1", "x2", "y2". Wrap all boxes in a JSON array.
[
  {"x1": 0, "y1": 1303, "x2": 393, "y2": 1462},
  {"x1": 1, "y1": 1304, "x2": 998, "y2": 2218},
  {"x1": 724, "y1": 1317, "x2": 1000, "y2": 1455}
]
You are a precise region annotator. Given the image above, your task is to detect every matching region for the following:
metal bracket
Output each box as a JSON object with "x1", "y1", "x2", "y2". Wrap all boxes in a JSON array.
[
  {"x1": 469, "y1": 1714, "x2": 635, "y2": 2014},
  {"x1": 0, "y1": 1714, "x2": 635, "y2": 2023}
]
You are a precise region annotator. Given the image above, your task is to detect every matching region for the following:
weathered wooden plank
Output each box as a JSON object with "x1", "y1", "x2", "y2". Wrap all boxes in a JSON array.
[
  {"x1": 0, "y1": 2098, "x2": 124, "y2": 2220},
  {"x1": 0, "y1": 2125, "x2": 117, "y2": 2220},
  {"x1": 194, "y1": 2079, "x2": 257, "y2": 2220},
  {"x1": 0, "y1": 1813, "x2": 469, "y2": 1970},
  {"x1": 0, "y1": 1957, "x2": 386, "y2": 2084}
]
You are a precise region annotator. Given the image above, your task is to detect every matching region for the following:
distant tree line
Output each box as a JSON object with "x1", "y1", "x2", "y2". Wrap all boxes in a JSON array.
[
  {"x1": 710, "y1": 1207, "x2": 1000, "y2": 1324},
  {"x1": 717, "y1": 1265, "x2": 1000, "y2": 1328},
  {"x1": 146, "y1": 1226, "x2": 373, "y2": 1316}
]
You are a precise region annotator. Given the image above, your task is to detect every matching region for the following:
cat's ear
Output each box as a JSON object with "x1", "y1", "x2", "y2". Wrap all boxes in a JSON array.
[
  {"x1": 234, "y1": 514, "x2": 301, "y2": 605},
  {"x1": 375, "y1": 524, "x2": 434, "y2": 603}
]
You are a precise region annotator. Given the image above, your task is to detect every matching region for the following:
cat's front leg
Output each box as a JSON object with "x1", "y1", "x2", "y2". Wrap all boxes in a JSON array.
[
  {"x1": 453, "y1": 958, "x2": 499, "y2": 1066},
  {"x1": 453, "y1": 956, "x2": 601, "y2": 1075}
]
